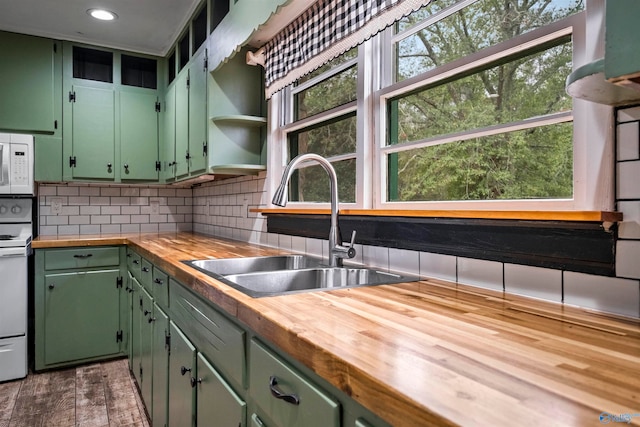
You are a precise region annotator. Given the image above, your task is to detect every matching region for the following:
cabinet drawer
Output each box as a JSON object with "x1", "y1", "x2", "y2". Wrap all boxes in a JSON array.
[
  {"x1": 44, "y1": 247, "x2": 120, "y2": 270},
  {"x1": 249, "y1": 339, "x2": 340, "y2": 427},
  {"x1": 170, "y1": 279, "x2": 245, "y2": 391},
  {"x1": 152, "y1": 267, "x2": 169, "y2": 308}
]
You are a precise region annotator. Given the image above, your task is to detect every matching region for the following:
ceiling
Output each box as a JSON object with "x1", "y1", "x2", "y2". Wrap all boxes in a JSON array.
[{"x1": 0, "y1": 0, "x2": 202, "y2": 56}]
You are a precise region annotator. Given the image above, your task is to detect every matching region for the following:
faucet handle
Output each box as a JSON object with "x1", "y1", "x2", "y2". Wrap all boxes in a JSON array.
[{"x1": 345, "y1": 230, "x2": 356, "y2": 259}]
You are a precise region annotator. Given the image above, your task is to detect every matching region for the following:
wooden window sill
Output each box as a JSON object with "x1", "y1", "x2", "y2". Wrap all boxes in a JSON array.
[{"x1": 252, "y1": 208, "x2": 622, "y2": 223}]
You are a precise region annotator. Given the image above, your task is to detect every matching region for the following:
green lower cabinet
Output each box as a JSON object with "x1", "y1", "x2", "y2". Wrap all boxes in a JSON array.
[
  {"x1": 249, "y1": 339, "x2": 340, "y2": 427},
  {"x1": 130, "y1": 275, "x2": 142, "y2": 384},
  {"x1": 139, "y1": 286, "x2": 154, "y2": 409},
  {"x1": 168, "y1": 321, "x2": 196, "y2": 427},
  {"x1": 41, "y1": 269, "x2": 121, "y2": 366},
  {"x1": 152, "y1": 304, "x2": 170, "y2": 427},
  {"x1": 197, "y1": 352, "x2": 246, "y2": 427}
]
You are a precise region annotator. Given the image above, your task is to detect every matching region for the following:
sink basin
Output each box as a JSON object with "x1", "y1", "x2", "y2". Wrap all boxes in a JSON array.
[
  {"x1": 224, "y1": 267, "x2": 416, "y2": 297},
  {"x1": 183, "y1": 255, "x2": 419, "y2": 297},
  {"x1": 183, "y1": 255, "x2": 323, "y2": 276}
]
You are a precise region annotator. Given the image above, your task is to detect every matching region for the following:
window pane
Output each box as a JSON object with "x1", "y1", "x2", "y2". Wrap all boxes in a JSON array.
[
  {"x1": 388, "y1": 123, "x2": 573, "y2": 201},
  {"x1": 288, "y1": 115, "x2": 357, "y2": 203},
  {"x1": 389, "y1": 42, "x2": 572, "y2": 145},
  {"x1": 289, "y1": 114, "x2": 357, "y2": 158},
  {"x1": 289, "y1": 159, "x2": 356, "y2": 203},
  {"x1": 396, "y1": 0, "x2": 583, "y2": 81},
  {"x1": 295, "y1": 65, "x2": 357, "y2": 120}
]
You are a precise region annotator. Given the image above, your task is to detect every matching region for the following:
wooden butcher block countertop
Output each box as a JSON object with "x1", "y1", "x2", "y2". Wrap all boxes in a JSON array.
[{"x1": 33, "y1": 232, "x2": 640, "y2": 427}]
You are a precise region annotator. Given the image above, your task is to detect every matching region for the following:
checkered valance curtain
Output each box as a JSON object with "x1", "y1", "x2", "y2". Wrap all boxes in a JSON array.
[{"x1": 259, "y1": 0, "x2": 432, "y2": 98}]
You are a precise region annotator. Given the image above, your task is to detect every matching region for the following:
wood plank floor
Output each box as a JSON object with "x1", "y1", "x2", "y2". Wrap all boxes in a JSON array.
[{"x1": 0, "y1": 359, "x2": 150, "y2": 427}]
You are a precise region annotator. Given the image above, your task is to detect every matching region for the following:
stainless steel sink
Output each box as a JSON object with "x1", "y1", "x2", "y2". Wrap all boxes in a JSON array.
[
  {"x1": 224, "y1": 267, "x2": 414, "y2": 297},
  {"x1": 183, "y1": 255, "x2": 323, "y2": 276},
  {"x1": 182, "y1": 254, "x2": 418, "y2": 297}
]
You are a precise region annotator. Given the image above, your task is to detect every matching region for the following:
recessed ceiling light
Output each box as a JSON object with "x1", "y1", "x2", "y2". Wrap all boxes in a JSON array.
[{"x1": 87, "y1": 9, "x2": 118, "y2": 21}]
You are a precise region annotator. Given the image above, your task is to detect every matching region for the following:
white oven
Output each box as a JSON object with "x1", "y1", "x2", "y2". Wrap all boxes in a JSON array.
[
  {"x1": 0, "y1": 132, "x2": 33, "y2": 382},
  {"x1": 0, "y1": 133, "x2": 34, "y2": 196}
]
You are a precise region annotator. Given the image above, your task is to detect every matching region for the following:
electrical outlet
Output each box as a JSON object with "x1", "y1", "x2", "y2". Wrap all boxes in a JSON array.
[
  {"x1": 51, "y1": 198, "x2": 63, "y2": 215},
  {"x1": 150, "y1": 200, "x2": 159, "y2": 214}
]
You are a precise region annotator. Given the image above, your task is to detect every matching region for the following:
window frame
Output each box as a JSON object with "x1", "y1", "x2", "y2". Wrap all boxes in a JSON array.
[{"x1": 268, "y1": 1, "x2": 613, "y2": 213}]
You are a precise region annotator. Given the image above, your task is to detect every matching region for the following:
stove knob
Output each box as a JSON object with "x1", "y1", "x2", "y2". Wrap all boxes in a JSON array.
[
  {"x1": 0, "y1": 205, "x2": 6, "y2": 215},
  {"x1": 11, "y1": 205, "x2": 22, "y2": 214}
]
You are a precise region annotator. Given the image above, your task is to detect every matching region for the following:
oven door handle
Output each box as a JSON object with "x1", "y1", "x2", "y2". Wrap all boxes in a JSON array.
[{"x1": 0, "y1": 247, "x2": 27, "y2": 257}]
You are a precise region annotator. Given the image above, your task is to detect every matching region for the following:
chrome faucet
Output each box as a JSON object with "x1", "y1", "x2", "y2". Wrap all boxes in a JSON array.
[{"x1": 272, "y1": 153, "x2": 356, "y2": 267}]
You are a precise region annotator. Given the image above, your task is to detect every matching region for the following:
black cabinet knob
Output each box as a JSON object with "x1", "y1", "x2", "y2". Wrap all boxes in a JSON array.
[
  {"x1": 48, "y1": 284, "x2": 55, "y2": 290},
  {"x1": 190, "y1": 377, "x2": 202, "y2": 388},
  {"x1": 180, "y1": 366, "x2": 191, "y2": 376}
]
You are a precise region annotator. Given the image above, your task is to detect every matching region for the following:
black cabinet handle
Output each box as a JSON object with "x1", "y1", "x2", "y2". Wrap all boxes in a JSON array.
[
  {"x1": 73, "y1": 253, "x2": 93, "y2": 259},
  {"x1": 144, "y1": 309, "x2": 150, "y2": 316},
  {"x1": 180, "y1": 366, "x2": 191, "y2": 376},
  {"x1": 154, "y1": 278, "x2": 164, "y2": 285},
  {"x1": 142, "y1": 267, "x2": 150, "y2": 272},
  {"x1": 190, "y1": 377, "x2": 202, "y2": 388},
  {"x1": 269, "y1": 376, "x2": 300, "y2": 405}
]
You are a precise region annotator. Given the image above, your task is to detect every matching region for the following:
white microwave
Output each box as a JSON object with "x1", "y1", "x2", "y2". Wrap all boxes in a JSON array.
[{"x1": 0, "y1": 133, "x2": 34, "y2": 196}]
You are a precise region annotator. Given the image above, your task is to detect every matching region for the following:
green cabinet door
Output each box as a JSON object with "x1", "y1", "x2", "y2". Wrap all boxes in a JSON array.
[
  {"x1": 188, "y1": 49, "x2": 208, "y2": 175},
  {"x1": 140, "y1": 286, "x2": 154, "y2": 410},
  {"x1": 130, "y1": 276, "x2": 143, "y2": 385},
  {"x1": 42, "y1": 269, "x2": 121, "y2": 366},
  {"x1": 120, "y1": 91, "x2": 159, "y2": 181},
  {"x1": 163, "y1": 84, "x2": 177, "y2": 181},
  {"x1": 70, "y1": 85, "x2": 115, "y2": 179},
  {"x1": 0, "y1": 31, "x2": 56, "y2": 133},
  {"x1": 175, "y1": 72, "x2": 190, "y2": 178},
  {"x1": 168, "y1": 321, "x2": 196, "y2": 427},
  {"x1": 197, "y1": 353, "x2": 246, "y2": 427},
  {"x1": 152, "y1": 304, "x2": 170, "y2": 427},
  {"x1": 35, "y1": 135, "x2": 63, "y2": 182}
]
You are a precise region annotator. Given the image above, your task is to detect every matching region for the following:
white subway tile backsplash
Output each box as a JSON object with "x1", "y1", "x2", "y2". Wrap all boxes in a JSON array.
[
  {"x1": 101, "y1": 206, "x2": 121, "y2": 215},
  {"x1": 79, "y1": 187, "x2": 101, "y2": 196},
  {"x1": 89, "y1": 196, "x2": 111, "y2": 205},
  {"x1": 362, "y1": 245, "x2": 389, "y2": 271},
  {"x1": 564, "y1": 272, "x2": 639, "y2": 318},
  {"x1": 57, "y1": 186, "x2": 79, "y2": 196},
  {"x1": 504, "y1": 264, "x2": 562, "y2": 302},
  {"x1": 616, "y1": 240, "x2": 640, "y2": 279},
  {"x1": 69, "y1": 216, "x2": 90, "y2": 225},
  {"x1": 618, "y1": 201, "x2": 640, "y2": 239},
  {"x1": 291, "y1": 235, "x2": 306, "y2": 254},
  {"x1": 617, "y1": 122, "x2": 640, "y2": 161},
  {"x1": 305, "y1": 238, "x2": 325, "y2": 258},
  {"x1": 101, "y1": 187, "x2": 121, "y2": 197},
  {"x1": 101, "y1": 224, "x2": 121, "y2": 233},
  {"x1": 58, "y1": 225, "x2": 79, "y2": 235},
  {"x1": 80, "y1": 205, "x2": 101, "y2": 215},
  {"x1": 80, "y1": 225, "x2": 100, "y2": 234},
  {"x1": 617, "y1": 161, "x2": 640, "y2": 199},
  {"x1": 389, "y1": 248, "x2": 420, "y2": 276},
  {"x1": 37, "y1": 186, "x2": 57, "y2": 196},
  {"x1": 419, "y1": 252, "x2": 457, "y2": 283},
  {"x1": 458, "y1": 257, "x2": 503, "y2": 291}
]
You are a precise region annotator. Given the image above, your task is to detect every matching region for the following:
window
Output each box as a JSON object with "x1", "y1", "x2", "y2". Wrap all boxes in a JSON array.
[
  {"x1": 273, "y1": 0, "x2": 592, "y2": 211},
  {"x1": 276, "y1": 47, "x2": 360, "y2": 205}
]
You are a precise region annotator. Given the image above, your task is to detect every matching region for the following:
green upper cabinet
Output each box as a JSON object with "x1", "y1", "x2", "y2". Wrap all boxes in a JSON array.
[
  {"x1": 0, "y1": 31, "x2": 58, "y2": 133},
  {"x1": 188, "y1": 48, "x2": 208, "y2": 175},
  {"x1": 120, "y1": 91, "x2": 160, "y2": 181},
  {"x1": 163, "y1": 83, "x2": 177, "y2": 181},
  {"x1": 208, "y1": 47, "x2": 266, "y2": 174},
  {"x1": 68, "y1": 84, "x2": 116, "y2": 180},
  {"x1": 62, "y1": 42, "x2": 160, "y2": 182},
  {"x1": 175, "y1": 70, "x2": 190, "y2": 178},
  {"x1": 605, "y1": 0, "x2": 640, "y2": 85}
]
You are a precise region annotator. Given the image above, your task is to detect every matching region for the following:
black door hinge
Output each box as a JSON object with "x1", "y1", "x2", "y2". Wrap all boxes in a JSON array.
[
  {"x1": 69, "y1": 91, "x2": 76, "y2": 102},
  {"x1": 116, "y1": 276, "x2": 123, "y2": 288},
  {"x1": 165, "y1": 333, "x2": 171, "y2": 350},
  {"x1": 54, "y1": 120, "x2": 58, "y2": 130},
  {"x1": 53, "y1": 43, "x2": 57, "y2": 53},
  {"x1": 155, "y1": 101, "x2": 161, "y2": 112},
  {"x1": 185, "y1": 151, "x2": 191, "y2": 160},
  {"x1": 69, "y1": 156, "x2": 76, "y2": 167},
  {"x1": 116, "y1": 330, "x2": 123, "y2": 343},
  {"x1": 204, "y1": 57, "x2": 208, "y2": 70},
  {"x1": 202, "y1": 141, "x2": 208, "y2": 156},
  {"x1": 186, "y1": 75, "x2": 190, "y2": 89},
  {"x1": 155, "y1": 161, "x2": 161, "y2": 171}
]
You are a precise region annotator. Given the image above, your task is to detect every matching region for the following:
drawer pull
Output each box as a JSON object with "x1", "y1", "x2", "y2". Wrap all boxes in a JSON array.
[
  {"x1": 73, "y1": 253, "x2": 93, "y2": 259},
  {"x1": 269, "y1": 376, "x2": 300, "y2": 405},
  {"x1": 154, "y1": 278, "x2": 164, "y2": 285},
  {"x1": 180, "y1": 366, "x2": 191, "y2": 376}
]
